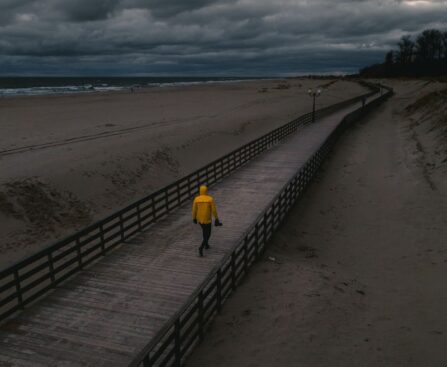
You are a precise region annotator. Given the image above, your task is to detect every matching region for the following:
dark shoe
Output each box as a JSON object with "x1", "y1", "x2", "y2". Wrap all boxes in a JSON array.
[
  {"x1": 205, "y1": 244, "x2": 210, "y2": 249},
  {"x1": 199, "y1": 247, "x2": 203, "y2": 257}
]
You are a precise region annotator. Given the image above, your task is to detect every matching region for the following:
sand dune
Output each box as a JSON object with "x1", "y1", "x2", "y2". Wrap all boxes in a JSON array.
[{"x1": 402, "y1": 87, "x2": 447, "y2": 189}]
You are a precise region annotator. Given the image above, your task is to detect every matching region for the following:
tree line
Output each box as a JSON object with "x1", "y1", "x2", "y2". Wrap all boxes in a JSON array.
[{"x1": 360, "y1": 29, "x2": 447, "y2": 77}]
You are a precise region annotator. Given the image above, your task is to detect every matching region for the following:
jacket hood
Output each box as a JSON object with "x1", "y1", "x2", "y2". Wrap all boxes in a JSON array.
[{"x1": 200, "y1": 185, "x2": 208, "y2": 195}]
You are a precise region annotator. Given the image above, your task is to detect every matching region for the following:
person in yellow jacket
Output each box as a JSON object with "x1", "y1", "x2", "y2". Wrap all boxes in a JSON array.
[{"x1": 192, "y1": 185, "x2": 222, "y2": 256}]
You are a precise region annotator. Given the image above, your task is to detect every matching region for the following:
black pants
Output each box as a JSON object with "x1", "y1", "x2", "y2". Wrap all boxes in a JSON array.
[{"x1": 200, "y1": 223, "x2": 212, "y2": 250}]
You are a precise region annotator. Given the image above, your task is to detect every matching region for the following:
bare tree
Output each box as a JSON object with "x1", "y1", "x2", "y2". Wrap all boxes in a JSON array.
[
  {"x1": 385, "y1": 50, "x2": 394, "y2": 65},
  {"x1": 416, "y1": 29, "x2": 443, "y2": 61},
  {"x1": 443, "y1": 31, "x2": 447, "y2": 60},
  {"x1": 397, "y1": 35, "x2": 414, "y2": 64},
  {"x1": 416, "y1": 31, "x2": 430, "y2": 61},
  {"x1": 432, "y1": 29, "x2": 443, "y2": 60}
]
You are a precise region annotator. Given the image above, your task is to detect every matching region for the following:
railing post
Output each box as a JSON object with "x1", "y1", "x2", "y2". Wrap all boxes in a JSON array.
[
  {"x1": 272, "y1": 202, "x2": 276, "y2": 230},
  {"x1": 151, "y1": 196, "x2": 156, "y2": 222},
  {"x1": 262, "y1": 212, "x2": 267, "y2": 253},
  {"x1": 291, "y1": 178, "x2": 297, "y2": 201},
  {"x1": 254, "y1": 223, "x2": 259, "y2": 259},
  {"x1": 284, "y1": 186, "x2": 289, "y2": 210},
  {"x1": 100, "y1": 224, "x2": 105, "y2": 255},
  {"x1": 142, "y1": 354, "x2": 151, "y2": 367},
  {"x1": 216, "y1": 161, "x2": 221, "y2": 180},
  {"x1": 231, "y1": 252, "x2": 236, "y2": 291},
  {"x1": 290, "y1": 178, "x2": 295, "y2": 202},
  {"x1": 164, "y1": 191, "x2": 169, "y2": 212},
  {"x1": 187, "y1": 175, "x2": 192, "y2": 196},
  {"x1": 212, "y1": 162, "x2": 217, "y2": 183},
  {"x1": 285, "y1": 189, "x2": 290, "y2": 214},
  {"x1": 14, "y1": 270, "x2": 23, "y2": 310},
  {"x1": 198, "y1": 290, "x2": 204, "y2": 341},
  {"x1": 119, "y1": 214, "x2": 124, "y2": 241},
  {"x1": 243, "y1": 238, "x2": 249, "y2": 272},
  {"x1": 216, "y1": 269, "x2": 222, "y2": 313},
  {"x1": 137, "y1": 204, "x2": 142, "y2": 230},
  {"x1": 48, "y1": 253, "x2": 55, "y2": 286},
  {"x1": 174, "y1": 319, "x2": 181, "y2": 367},
  {"x1": 76, "y1": 238, "x2": 83, "y2": 269},
  {"x1": 267, "y1": 210, "x2": 273, "y2": 240},
  {"x1": 222, "y1": 158, "x2": 227, "y2": 175},
  {"x1": 293, "y1": 176, "x2": 298, "y2": 199}
]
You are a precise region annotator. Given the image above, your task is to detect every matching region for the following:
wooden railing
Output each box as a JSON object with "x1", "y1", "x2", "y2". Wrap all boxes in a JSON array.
[
  {"x1": 129, "y1": 85, "x2": 393, "y2": 367},
  {"x1": 0, "y1": 83, "x2": 380, "y2": 324}
]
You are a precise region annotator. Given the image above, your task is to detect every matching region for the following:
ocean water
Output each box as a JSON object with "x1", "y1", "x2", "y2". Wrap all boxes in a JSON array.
[{"x1": 0, "y1": 76, "x2": 263, "y2": 97}]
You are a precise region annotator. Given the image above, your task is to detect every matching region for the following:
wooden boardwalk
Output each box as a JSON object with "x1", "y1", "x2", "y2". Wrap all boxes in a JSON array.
[{"x1": 0, "y1": 101, "x2": 367, "y2": 366}]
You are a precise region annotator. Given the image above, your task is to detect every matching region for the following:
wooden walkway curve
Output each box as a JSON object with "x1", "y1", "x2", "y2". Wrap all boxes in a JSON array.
[{"x1": 0, "y1": 99, "x2": 372, "y2": 366}]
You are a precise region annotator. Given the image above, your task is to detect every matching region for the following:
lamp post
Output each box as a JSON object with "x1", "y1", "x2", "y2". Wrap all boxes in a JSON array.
[{"x1": 308, "y1": 88, "x2": 321, "y2": 123}]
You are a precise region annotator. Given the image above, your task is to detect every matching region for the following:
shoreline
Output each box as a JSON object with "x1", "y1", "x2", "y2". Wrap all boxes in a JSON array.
[{"x1": 0, "y1": 77, "x2": 277, "y2": 99}]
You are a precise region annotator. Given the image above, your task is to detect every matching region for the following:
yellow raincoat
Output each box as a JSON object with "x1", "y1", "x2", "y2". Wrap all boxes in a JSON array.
[{"x1": 192, "y1": 185, "x2": 219, "y2": 224}]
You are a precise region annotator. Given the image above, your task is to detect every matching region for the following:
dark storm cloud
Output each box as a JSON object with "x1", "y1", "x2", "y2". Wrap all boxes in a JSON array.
[
  {"x1": 122, "y1": 0, "x2": 236, "y2": 18},
  {"x1": 55, "y1": 0, "x2": 120, "y2": 22},
  {"x1": 0, "y1": 0, "x2": 446, "y2": 75}
]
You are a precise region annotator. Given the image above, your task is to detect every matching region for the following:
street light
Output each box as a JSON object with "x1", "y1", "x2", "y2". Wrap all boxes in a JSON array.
[{"x1": 308, "y1": 88, "x2": 321, "y2": 123}]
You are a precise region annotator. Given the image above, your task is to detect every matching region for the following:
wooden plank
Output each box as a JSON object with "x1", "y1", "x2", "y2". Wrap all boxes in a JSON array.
[{"x1": 0, "y1": 331, "x2": 122, "y2": 366}]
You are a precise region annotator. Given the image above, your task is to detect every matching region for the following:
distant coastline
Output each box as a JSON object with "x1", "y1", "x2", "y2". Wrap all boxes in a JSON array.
[{"x1": 0, "y1": 76, "x2": 270, "y2": 97}]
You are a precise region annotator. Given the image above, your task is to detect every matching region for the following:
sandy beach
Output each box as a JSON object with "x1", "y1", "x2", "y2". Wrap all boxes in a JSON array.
[
  {"x1": 0, "y1": 78, "x2": 367, "y2": 268},
  {"x1": 185, "y1": 79, "x2": 447, "y2": 366}
]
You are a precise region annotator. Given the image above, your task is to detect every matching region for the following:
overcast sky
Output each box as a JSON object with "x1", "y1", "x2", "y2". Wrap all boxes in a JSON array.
[{"x1": 0, "y1": 0, "x2": 446, "y2": 76}]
